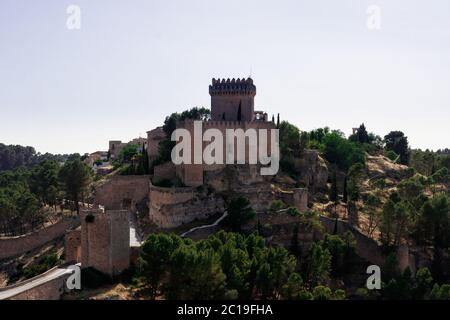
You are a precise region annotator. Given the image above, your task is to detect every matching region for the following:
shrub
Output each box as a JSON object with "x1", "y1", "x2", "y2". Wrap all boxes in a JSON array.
[
  {"x1": 385, "y1": 150, "x2": 399, "y2": 162},
  {"x1": 270, "y1": 200, "x2": 287, "y2": 212},
  {"x1": 287, "y1": 207, "x2": 300, "y2": 217}
]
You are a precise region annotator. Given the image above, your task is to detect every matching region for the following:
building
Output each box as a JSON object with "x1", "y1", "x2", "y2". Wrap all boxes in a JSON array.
[{"x1": 170, "y1": 77, "x2": 276, "y2": 187}]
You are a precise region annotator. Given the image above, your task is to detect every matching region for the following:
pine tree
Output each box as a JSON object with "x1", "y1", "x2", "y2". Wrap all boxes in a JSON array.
[{"x1": 277, "y1": 113, "x2": 280, "y2": 128}]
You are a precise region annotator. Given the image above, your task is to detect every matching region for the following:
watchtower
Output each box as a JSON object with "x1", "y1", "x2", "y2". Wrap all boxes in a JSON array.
[
  {"x1": 209, "y1": 78, "x2": 256, "y2": 122},
  {"x1": 80, "y1": 209, "x2": 130, "y2": 277}
]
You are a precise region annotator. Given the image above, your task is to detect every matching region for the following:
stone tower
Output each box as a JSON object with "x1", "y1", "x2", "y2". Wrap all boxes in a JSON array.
[
  {"x1": 209, "y1": 78, "x2": 256, "y2": 121},
  {"x1": 80, "y1": 209, "x2": 130, "y2": 277}
]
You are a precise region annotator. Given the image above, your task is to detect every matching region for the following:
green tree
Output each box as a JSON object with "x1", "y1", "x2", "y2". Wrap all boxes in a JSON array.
[
  {"x1": 321, "y1": 232, "x2": 356, "y2": 277},
  {"x1": 222, "y1": 197, "x2": 256, "y2": 233},
  {"x1": 384, "y1": 131, "x2": 410, "y2": 165},
  {"x1": 330, "y1": 168, "x2": 338, "y2": 203},
  {"x1": 29, "y1": 160, "x2": 60, "y2": 207},
  {"x1": 349, "y1": 123, "x2": 369, "y2": 144},
  {"x1": 166, "y1": 245, "x2": 226, "y2": 299},
  {"x1": 139, "y1": 233, "x2": 182, "y2": 299},
  {"x1": 303, "y1": 243, "x2": 331, "y2": 288},
  {"x1": 346, "y1": 163, "x2": 365, "y2": 201},
  {"x1": 281, "y1": 273, "x2": 311, "y2": 300},
  {"x1": 322, "y1": 131, "x2": 366, "y2": 171},
  {"x1": 58, "y1": 159, "x2": 92, "y2": 214}
]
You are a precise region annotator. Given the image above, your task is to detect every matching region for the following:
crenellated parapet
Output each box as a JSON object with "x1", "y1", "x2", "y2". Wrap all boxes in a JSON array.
[{"x1": 209, "y1": 77, "x2": 256, "y2": 96}]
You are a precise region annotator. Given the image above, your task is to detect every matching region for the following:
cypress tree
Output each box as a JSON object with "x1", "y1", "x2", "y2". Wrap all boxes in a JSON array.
[
  {"x1": 330, "y1": 168, "x2": 338, "y2": 203},
  {"x1": 237, "y1": 101, "x2": 242, "y2": 121},
  {"x1": 343, "y1": 175, "x2": 348, "y2": 203}
]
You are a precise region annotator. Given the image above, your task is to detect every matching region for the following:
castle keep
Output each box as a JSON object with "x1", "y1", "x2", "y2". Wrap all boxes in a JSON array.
[
  {"x1": 209, "y1": 78, "x2": 258, "y2": 122},
  {"x1": 149, "y1": 77, "x2": 275, "y2": 187}
]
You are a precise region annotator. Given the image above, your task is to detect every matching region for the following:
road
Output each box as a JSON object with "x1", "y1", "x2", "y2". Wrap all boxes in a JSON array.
[{"x1": 180, "y1": 211, "x2": 228, "y2": 237}]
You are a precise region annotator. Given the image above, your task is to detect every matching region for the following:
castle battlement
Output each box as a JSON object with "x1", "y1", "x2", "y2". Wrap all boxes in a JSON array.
[{"x1": 209, "y1": 77, "x2": 256, "y2": 96}]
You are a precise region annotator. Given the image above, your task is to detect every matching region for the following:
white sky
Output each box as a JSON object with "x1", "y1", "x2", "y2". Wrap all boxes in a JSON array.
[{"x1": 0, "y1": 0, "x2": 449, "y2": 154}]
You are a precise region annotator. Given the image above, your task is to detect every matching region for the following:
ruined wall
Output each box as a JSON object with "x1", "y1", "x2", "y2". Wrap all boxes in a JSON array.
[
  {"x1": 320, "y1": 216, "x2": 418, "y2": 271},
  {"x1": 0, "y1": 216, "x2": 80, "y2": 260},
  {"x1": 81, "y1": 209, "x2": 130, "y2": 276},
  {"x1": 320, "y1": 216, "x2": 385, "y2": 266},
  {"x1": 293, "y1": 188, "x2": 308, "y2": 212},
  {"x1": 147, "y1": 127, "x2": 166, "y2": 162},
  {"x1": 94, "y1": 175, "x2": 150, "y2": 212},
  {"x1": 64, "y1": 229, "x2": 81, "y2": 264},
  {"x1": 149, "y1": 183, "x2": 224, "y2": 228}
]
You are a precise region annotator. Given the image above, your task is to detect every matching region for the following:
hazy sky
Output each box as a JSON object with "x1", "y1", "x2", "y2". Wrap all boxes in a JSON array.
[{"x1": 0, "y1": 0, "x2": 449, "y2": 154}]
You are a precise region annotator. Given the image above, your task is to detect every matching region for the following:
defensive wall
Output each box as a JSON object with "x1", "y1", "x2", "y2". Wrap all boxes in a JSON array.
[
  {"x1": 0, "y1": 216, "x2": 80, "y2": 261},
  {"x1": 93, "y1": 175, "x2": 150, "y2": 212}
]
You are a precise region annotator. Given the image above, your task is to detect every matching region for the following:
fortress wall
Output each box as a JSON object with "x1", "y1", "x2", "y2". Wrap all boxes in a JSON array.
[
  {"x1": 153, "y1": 162, "x2": 176, "y2": 181},
  {"x1": 149, "y1": 183, "x2": 224, "y2": 228},
  {"x1": 94, "y1": 175, "x2": 150, "y2": 211},
  {"x1": 81, "y1": 209, "x2": 130, "y2": 276},
  {"x1": 1, "y1": 267, "x2": 70, "y2": 300},
  {"x1": 176, "y1": 120, "x2": 276, "y2": 187},
  {"x1": 319, "y1": 216, "x2": 385, "y2": 266},
  {"x1": 149, "y1": 184, "x2": 194, "y2": 205},
  {"x1": 64, "y1": 229, "x2": 81, "y2": 264},
  {"x1": 147, "y1": 127, "x2": 166, "y2": 161},
  {"x1": 0, "y1": 216, "x2": 80, "y2": 260}
]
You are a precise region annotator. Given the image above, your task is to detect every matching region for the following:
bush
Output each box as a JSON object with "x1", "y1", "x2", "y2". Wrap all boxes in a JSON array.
[
  {"x1": 312, "y1": 285, "x2": 332, "y2": 300},
  {"x1": 385, "y1": 150, "x2": 399, "y2": 162},
  {"x1": 270, "y1": 200, "x2": 287, "y2": 212},
  {"x1": 287, "y1": 207, "x2": 301, "y2": 217}
]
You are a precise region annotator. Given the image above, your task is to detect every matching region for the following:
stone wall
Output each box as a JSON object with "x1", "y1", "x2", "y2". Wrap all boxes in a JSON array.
[
  {"x1": 147, "y1": 127, "x2": 166, "y2": 162},
  {"x1": 319, "y1": 216, "x2": 385, "y2": 266},
  {"x1": 1, "y1": 267, "x2": 70, "y2": 300},
  {"x1": 81, "y1": 209, "x2": 130, "y2": 277},
  {"x1": 293, "y1": 188, "x2": 308, "y2": 211},
  {"x1": 320, "y1": 216, "x2": 418, "y2": 271},
  {"x1": 64, "y1": 229, "x2": 81, "y2": 264},
  {"x1": 153, "y1": 162, "x2": 176, "y2": 181},
  {"x1": 210, "y1": 78, "x2": 256, "y2": 122},
  {"x1": 149, "y1": 183, "x2": 224, "y2": 228},
  {"x1": 0, "y1": 216, "x2": 80, "y2": 261},
  {"x1": 94, "y1": 175, "x2": 150, "y2": 212},
  {"x1": 176, "y1": 120, "x2": 276, "y2": 187}
]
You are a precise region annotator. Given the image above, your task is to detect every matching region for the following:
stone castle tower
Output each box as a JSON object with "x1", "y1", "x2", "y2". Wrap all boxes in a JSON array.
[
  {"x1": 210, "y1": 78, "x2": 256, "y2": 122},
  {"x1": 80, "y1": 209, "x2": 130, "y2": 276}
]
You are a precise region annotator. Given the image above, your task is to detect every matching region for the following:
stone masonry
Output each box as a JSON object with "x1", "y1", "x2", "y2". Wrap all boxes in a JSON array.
[{"x1": 80, "y1": 209, "x2": 130, "y2": 277}]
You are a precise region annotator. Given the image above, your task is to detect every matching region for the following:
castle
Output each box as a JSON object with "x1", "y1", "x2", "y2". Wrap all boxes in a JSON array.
[
  {"x1": 147, "y1": 77, "x2": 276, "y2": 187},
  {"x1": 101, "y1": 78, "x2": 309, "y2": 228}
]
